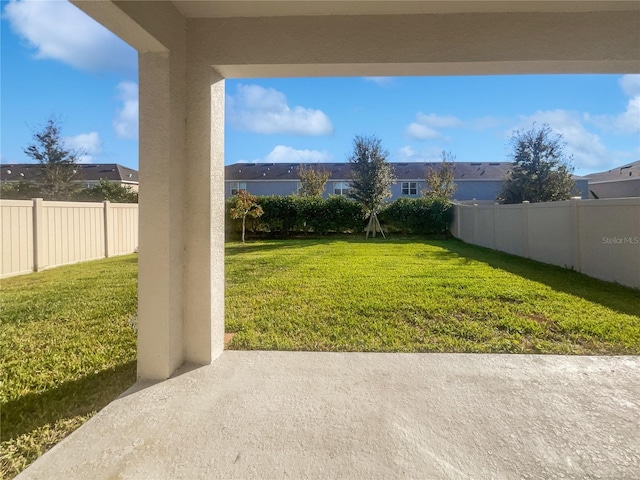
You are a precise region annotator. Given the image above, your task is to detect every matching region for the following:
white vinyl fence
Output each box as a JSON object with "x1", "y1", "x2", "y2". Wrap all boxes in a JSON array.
[
  {"x1": 1, "y1": 199, "x2": 138, "y2": 278},
  {"x1": 451, "y1": 198, "x2": 640, "y2": 289}
]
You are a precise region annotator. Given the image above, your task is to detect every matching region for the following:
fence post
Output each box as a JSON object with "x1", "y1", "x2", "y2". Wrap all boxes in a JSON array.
[
  {"x1": 104, "y1": 200, "x2": 112, "y2": 258},
  {"x1": 572, "y1": 198, "x2": 582, "y2": 272},
  {"x1": 472, "y1": 203, "x2": 478, "y2": 244},
  {"x1": 522, "y1": 201, "x2": 530, "y2": 258},
  {"x1": 32, "y1": 198, "x2": 44, "y2": 272},
  {"x1": 493, "y1": 203, "x2": 499, "y2": 251}
]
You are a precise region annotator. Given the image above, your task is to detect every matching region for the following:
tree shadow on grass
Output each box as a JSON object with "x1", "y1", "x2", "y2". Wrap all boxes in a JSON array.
[
  {"x1": 1, "y1": 360, "x2": 136, "y2": 442},
  {"x1": 438, "y1": 240, "x2": 640, "y2": 318}
]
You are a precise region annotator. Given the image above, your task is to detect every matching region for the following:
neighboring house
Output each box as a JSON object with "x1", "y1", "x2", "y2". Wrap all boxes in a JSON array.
[
  {"x1": 0, "y1": 163, "x2": 139, "y2": 191},
  {"x1": 584, "y1": 160, "x2": 640, "y2": 199},
  {"x1": 225, "y1": 162, "x2": 589, "y2": 202}
]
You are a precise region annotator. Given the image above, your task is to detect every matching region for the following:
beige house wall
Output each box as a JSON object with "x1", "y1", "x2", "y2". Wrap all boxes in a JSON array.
[
  {"x1": 0, "y1": 199, "x2": 138, "y2": 278},
  {"x1": 452, "y1": 199, "x2": 640, "y2": 289}
]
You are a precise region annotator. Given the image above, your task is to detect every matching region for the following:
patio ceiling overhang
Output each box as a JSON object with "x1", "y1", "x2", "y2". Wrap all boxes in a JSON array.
[
  {"x1": 69, "y1": 0, "x2": 640, "y2": 381},
  {"x1": 75, "y1": 0, "x2": 640, "y2": 78}
]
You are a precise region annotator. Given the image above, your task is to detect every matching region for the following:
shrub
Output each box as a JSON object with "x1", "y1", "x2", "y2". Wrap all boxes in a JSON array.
[
  {"x1": 326, "y1": 195, "x2": 366, "y2": 233},
  {"x1": 225, "y1": 195, "x2": 450, "y2": 238},
  {"x1": 379, "y1": 197, "x2": 453, "y2": 235},
  {"x1": 226, "y1": 195, "x2": 365, "y2": 237},
  {"x1": 259, "y1": 196, "x2": 299, "y2": 234}
]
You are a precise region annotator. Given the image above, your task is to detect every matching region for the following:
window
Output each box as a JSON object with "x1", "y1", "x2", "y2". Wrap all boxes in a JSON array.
[
  {"x1": 402, "y1": 182, "x2": 417, "y2": 195},
  {"x1": 295, "y1": 182, "x2": 302, "y2": 195},
  {"x1": 231, "y1": 182, "x2": 246, "y2": 195},
  {"x1": 333, "y1": 181, "x2": 350, "y2": 196}
]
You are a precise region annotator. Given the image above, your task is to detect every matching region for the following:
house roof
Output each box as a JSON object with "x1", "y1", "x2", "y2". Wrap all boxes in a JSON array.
[
  {"x1": 583, "y1": 160, "x2": 640, "y2": 182},
  {"x1": 0, "y1": 163, "x2": 139, "y2": 183},
  {"x1": 225, "y1": 162, "x2": 516, "y2": 181}
]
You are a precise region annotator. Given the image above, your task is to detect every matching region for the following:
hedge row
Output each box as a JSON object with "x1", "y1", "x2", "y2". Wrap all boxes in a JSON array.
[
  {"x1": 378, "y1": 197, "x2": 453, "y2": 235},
  {"x1": 226, "y1": 195, "x2": 452, "y2": 237}
]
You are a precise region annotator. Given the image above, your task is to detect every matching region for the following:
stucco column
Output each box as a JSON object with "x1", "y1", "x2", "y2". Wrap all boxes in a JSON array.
[
  {"x1": 137, "y1": 51, "x2": 187, "y2": 379},
  {"x1": 183, "y1": 58, "x2": 225, "y2": 365}
]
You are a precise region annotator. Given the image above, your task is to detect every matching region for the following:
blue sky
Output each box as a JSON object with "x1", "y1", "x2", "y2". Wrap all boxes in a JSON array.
[{"x1": 2, "y1": 0, "x2": 639, "y2": 177}]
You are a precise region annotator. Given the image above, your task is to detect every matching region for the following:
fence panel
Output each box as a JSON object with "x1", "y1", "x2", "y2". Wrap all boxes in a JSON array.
[
  {"x1": 526, "y1": 202, "x2": 576, "y2": 269},
  {"x1": 0, "y1": 199, "x2": 138, "y2": 278},
  {"x1": 578, "y1": 199, "x2": 640, "y2": 287},
  {"x1": 110, "y1": 204, "x2": 139, "y2": 255},
  {"x1": 452, "y1": 199, "x2": 640, "y2": 289},
  {"x1": 1, "y1": 200, "x2": 34, "y2": 277},
  {"x1": 41, "y1": 201, "x2": 105, "y2": 269},
  {"x1": 494, "y1": 204, "x2": 527, "y2": 258}
]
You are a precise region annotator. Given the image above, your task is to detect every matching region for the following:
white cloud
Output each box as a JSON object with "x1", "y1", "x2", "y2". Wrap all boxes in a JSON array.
[
  {"x1": 227, "y1": 84, "x2": 333, "y2": 136},
  {"x1": 405, "y1": 123, "x2": 441, "y2": 140},
  {"x1": 514, "y1": 110, "x2": 610, "y2": 171},
  {"x1": 113, "y1": 82, "x2": 139, "y2": 140},
  {"x1": 64, "y1": 131, "x2": 102, "y2": 163},
  {"x1": 363, "y1": 77, "x2": 395, "y2": 87},
  {"x1": 262, "y1": 145, "x2": 332, "y2": 163},
  {"x1": 3, "y1": 0, "x2": 136, "y2": 75},
  {"x1": 405, "y1": 113, "x2": 463, "y2": 140},
  {"x1": 395, "y1": 145, "x2": 443, "y2": 162},
  {"x1": 620, "y1": 74, "x2": 640, "y2": 97},
  {"x1": 585, "y1": 74, "x2": 640, "y2": 135}
]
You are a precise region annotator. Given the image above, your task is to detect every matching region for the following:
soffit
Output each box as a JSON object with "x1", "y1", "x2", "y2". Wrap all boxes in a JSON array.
[{"x1": 172, "y1": 0, "x2": 640, "y2": 18}]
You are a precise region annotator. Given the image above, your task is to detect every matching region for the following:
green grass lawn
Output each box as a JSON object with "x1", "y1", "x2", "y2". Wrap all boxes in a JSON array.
[
  {"x1": 2, "y1": 239, "x2": 639, "y2": 478},
  {"x1": 0, "y1": 256, "x2": 138, "y2": 479},
  {"x1": 226, "y1": 238, "x2": 640, "y2": 354}
]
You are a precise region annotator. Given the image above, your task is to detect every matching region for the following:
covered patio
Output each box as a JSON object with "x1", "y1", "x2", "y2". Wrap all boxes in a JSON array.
[
  {"x1": 19, "y1": 1, "x2": 640, "y2": 477},
  {"x1": 17, "y1": 353, "x2": 640, "y2": 479}
]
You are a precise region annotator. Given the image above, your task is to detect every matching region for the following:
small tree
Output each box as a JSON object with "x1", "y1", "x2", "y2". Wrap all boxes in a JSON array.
[
  {"x1": 229, "y1": 190, "x2": 264, "y2": 243},
  {"x1": 23, "y1": 117, "x2": 83, "y2": 200},
  {"x1": 499, "y1": 124, "x2": 576, "y2": 204},
  {"x1": 297, "y1": 164, "x2": 330, "y2": 197},
  {"x1": 423, "y1": 151, "x2": 457, "y2": 200},
  {"x1": 76, "y1": 178, "x2": 138, "y2": 203},
  {"x1": 347, "y1": 135, "x2": 396, "y2": 237}
]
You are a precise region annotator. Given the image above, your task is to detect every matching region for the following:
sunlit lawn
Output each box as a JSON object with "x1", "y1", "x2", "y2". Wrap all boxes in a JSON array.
[
  {"x1": 1, "y1": 256, "x2": 138, "y2": 479},
  {"x1": 2, "y1": 239, "x2": 639, "y2": 478},
  {"x1": 226, "y1": 238, "x2": 640, "y2": 354}
]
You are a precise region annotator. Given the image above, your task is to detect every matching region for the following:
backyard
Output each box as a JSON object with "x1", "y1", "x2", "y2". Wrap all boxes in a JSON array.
[{"x1": 2, "y1": 238, "x2": 639, "y2": 478}]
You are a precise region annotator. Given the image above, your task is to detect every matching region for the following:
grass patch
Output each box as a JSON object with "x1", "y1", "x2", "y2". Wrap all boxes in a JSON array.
[
  {"x1": 1, "y1": 256, "x2": 137, "y2": 479},
  {"x1": 226, "y1": 238, "x2": 640, "y2": 354},
  {"x1": 2, "y1": 239, "x2": 639, "y2": 478}
]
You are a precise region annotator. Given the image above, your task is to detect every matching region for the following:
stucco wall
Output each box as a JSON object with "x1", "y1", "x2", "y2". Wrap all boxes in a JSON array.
[{"x1": 588, "y1": 179, "x2": 640, "y2": 199}]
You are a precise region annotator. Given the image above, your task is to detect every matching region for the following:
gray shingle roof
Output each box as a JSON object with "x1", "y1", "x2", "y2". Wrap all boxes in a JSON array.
[
  {"x1": 225, "y1": 162, "x2": 514, "y2": 181},
  {"x1": 1, "y1": 163, "x2": 138, "y2": 183},
  {"x1": 583, "y1": 160, "x2": 640, "y2": 182}
]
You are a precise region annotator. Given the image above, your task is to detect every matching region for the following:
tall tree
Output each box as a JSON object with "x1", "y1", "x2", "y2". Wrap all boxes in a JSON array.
[
  {"x1": 423, "y1": 150, "x2": 457, "y2": 200},
  {"x1": 229, "y1": 189, "x2": 264, "y2": 243},
  {"x1": 347, "y1": 135, "x2": 395, "y2": 237},
  {"x1": 499, "y1": 124, "x2": 576, "y2": 204},
  {"x1": 297, "y1": 164, "x2": 330, "y2": 197},
  {"x1": 23, "y1": 117, "x2": 83, "y2": 200}
]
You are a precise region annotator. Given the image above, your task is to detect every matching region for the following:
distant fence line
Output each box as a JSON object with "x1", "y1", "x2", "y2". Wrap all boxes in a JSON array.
[
  {"x1": 1, "y1": 199, "x2": 138, "y2": 278},
  {"x1": 451, "y1": 198, "x2": 640, "y2": 289}
]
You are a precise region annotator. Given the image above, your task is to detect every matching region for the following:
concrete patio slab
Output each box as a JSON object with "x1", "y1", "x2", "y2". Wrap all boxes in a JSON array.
[{"x1": 17, "y1": 352, "x2": 640, "y2": 479}]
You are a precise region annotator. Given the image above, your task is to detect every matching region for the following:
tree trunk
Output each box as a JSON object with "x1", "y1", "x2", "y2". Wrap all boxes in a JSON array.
[{"x1": 242, "y1": 216, "x2": 246, "y2": 243}]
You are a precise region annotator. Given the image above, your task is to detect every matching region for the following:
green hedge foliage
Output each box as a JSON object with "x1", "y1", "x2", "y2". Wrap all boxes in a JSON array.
[
  {"x1": 378, "y1": 197, "x2": 453, "y2": 235},
  {"x1": 226, "y1": 195, "x2": 452, "y2": 237}
]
